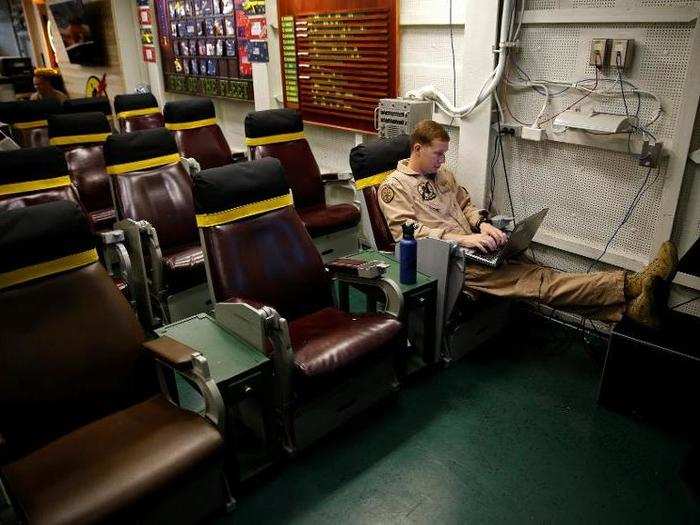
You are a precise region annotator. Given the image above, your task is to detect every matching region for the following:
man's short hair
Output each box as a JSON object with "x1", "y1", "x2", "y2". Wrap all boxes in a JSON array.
[{"x1": 411, "y1": 120, "x2": 450, "y2": 148}]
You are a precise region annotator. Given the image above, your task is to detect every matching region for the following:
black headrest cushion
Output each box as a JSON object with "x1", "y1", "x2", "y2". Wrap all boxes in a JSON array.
[
  {"x1": 104, "y1": 128, "x2": 178, "y2": 167},
  {"x1": 163, "y1": 98, "x2": 215, "y2": 123},
  {"x1": 0, "y1": 99, "x2": 62, "y2": 124},
  {"x1": 194, "y1": 157, "x2": 288, "y2": 214},
  {"x1": 244, "y1": 109, "x2": 303, "y2": 139},
  {"x1": 349, "y1": 134, "x2": 411, "y2": 180},
  {"x1": 0, "y1": 200, "x2": 94, "y2": 274},
  {"x1": 0, "y1": 146, "x2": 69, "y2": 183},
  {"x1": 62, "y1": 96, "x2": 112, "y2": 115},
  {"x1": 114, "y1": 93, "x2": 160, "y2": 115},
  {"x1": 48, "y1": 112, "x2": 111, "y2": 138}
]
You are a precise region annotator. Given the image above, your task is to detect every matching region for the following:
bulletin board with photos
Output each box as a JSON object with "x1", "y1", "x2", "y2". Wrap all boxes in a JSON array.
[{"x1": 153, "y1": 0, "x2": 264, "y2": 101}]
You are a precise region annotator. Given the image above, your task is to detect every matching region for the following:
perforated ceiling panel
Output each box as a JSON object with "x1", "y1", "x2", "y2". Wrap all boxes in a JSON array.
[
  {"x1": 400, "y1": 26, "x2": 465, "y2": 107},
  {"x1": 507, "y1": 23, "x2": 694, "y2": 141},
  {"x1": 498, "y1": 11, "x2": 695, "y2": 275},
  {"x1": 573, "y1": 0, "x2": 616, "y2": 8},
  {"x1": 525, "y1": 0, "x2": 558, "y2": 9},
  {"x1": 526, "y1": 0, "x2": 700, "y2": 7},
  {"x1": 492, "y1": 136, "x2": 666, "y2": 259}
]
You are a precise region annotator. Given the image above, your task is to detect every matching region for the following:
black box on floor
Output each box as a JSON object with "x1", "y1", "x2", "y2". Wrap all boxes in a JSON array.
[{"x1": 598, "y1": 311, "x2": 700, "y2": 429}]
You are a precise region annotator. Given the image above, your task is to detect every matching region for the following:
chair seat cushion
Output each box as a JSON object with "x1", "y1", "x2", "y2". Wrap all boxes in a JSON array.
[
  {"x1": 162, "y1": 244, "x2": 206, "y2": 294},
  {"x1": 1, "y1": 396, "x2": 223, "y2": 525},
  {"x1": 289, "y1": 307, "x2": 402, "y2": 378},
  {"x1": 297, "y1": 203, "x2": 360, "y2": 238}
]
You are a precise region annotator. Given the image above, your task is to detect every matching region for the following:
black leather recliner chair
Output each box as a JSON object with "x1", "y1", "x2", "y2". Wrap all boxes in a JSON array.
[
  {"x1": 104, "y1": 127, "x2": 208, "y2": 327},
  {"x1": 48, "y1": 111, "x2": 115, "y2": 231},
  {"x1": 164, "y1": 98, "x2": 232, "y2": 170},
  {"x1": 193, "y1": 158, "x2": 405, "y2": 452},
  {"x1": 0, "y1": 200, "x2": 232, "y2": 524},
  {"x1": 114, "y1": 93, "x2": 165, "y2": 133}
]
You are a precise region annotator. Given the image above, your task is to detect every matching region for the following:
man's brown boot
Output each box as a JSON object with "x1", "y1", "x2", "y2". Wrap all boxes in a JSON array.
[
  {"x1": 626, "y1": 276, "x2": 662, "y2": 329},
  {"x1": 625, "y1": 241, "x2": 678, "y2": 299}
]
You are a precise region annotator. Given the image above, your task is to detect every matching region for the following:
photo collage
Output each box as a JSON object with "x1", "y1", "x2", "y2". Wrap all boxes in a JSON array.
[{"x1": 165, "y1": 0, "x2": 255, "y2": 81}]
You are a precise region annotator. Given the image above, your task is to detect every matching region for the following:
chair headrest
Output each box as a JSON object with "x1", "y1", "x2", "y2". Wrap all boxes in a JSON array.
[
  {"x1": 0, "y1": 99, "x2": 62, "y2": 127},
  {"x1": 163, "y1": 98, "x2": 216, "y2": 130},
  {"x1": 350, "y1": 134, "x2": 411, "y2": 189},
  {"x1": 193, "y1": 157, "x2": 290, "y2": 227},
  {"x1": 0, "y1": 146, "x2": 70, "y2": 193},
  {"x1": 48, "y1": 112, "x2": 112, "y2": 146},
  {"x1": 114, "y1": 93, "x2": 161, "y2": 119},
  {"x1": 104, "y1": 128, "x2": 180, "y2": 175},
  {"x1": 0, "y1": 200, "x2": 98, "y2": 290},
  {"x1": 62, "y1": 96, "x2": 112, "y2": 116},
  {"x1": 244, "y1": 109, "x2": 304, "y2": 146}
]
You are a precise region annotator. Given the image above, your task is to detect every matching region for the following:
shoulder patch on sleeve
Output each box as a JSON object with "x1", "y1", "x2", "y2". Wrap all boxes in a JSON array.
[{"x1": 380, "y1": 185, "x2": 395, "y2": 204}]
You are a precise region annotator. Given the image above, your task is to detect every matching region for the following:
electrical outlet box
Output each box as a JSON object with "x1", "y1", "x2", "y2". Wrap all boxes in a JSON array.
[
  {"x1": 639, "y1": 140, "x2": 663, "y2": 168},
  {"x1": 589, "y1": 38, "x2": 611, "y2": 67},
  {"x1": 611, "y1": 39, "x2": 634, "y2": 69},
  {"x1": 521, "y1": 127, "x2": 545, "y2": 142}
]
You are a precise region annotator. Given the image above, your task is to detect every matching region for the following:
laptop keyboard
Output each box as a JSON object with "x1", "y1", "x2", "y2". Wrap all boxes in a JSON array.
[{"x1": 465, "y1": 249, "x2": 501, "y2": 264}]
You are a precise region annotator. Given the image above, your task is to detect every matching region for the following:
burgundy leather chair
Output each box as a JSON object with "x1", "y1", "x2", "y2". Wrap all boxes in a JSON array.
[
  {"x1": 245, "y1": 109, "x2": 361, "y2": 241},
  {"x1": 104, "y1": 127, "x2": 206, "y2": 326},
  {"x1": 349, "y1": 134, "x2": 411, "y2": 252},
  {"x1": 164, "y1": 98, "x2": 232, "y2": 170},
  {"x1": 114, "y1": 93, "x2": 164, "y2": 133},
  {"x1": 48, "y1": 111, "x2": 115, "y2": 231},
  {"x1": 193, "y1": 158, "x2": 404, "y2": 452},
  {"x1": 0, "y1": 99, "x2": 62, "y2": 148},
  {"x1": 0, "y1": 146, "x2": 133, "y2": 302},
  {"x1": 0, "y1": 146, "x2": 83, "y2": 213},
  {"x1": 0, "y1": 200, "x2": 231, "y2": 524}
]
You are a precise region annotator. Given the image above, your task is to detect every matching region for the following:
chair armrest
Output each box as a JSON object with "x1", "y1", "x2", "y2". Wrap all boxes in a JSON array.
[
  {"x1": 327, "y1": 258, "x2": 403, "y2": 317},
  {"x1": 321, "y1": 171, "x2": 353, "y2": 183},
  {"x1": 143, "y1": 336, "x2": 195, "y2": 371},
  {"x1": 144, "y1": 336, "x2": 226, "y2": 433},
  {"x1": 215, "y1": 299, "x2": 295, "y2": 428}
]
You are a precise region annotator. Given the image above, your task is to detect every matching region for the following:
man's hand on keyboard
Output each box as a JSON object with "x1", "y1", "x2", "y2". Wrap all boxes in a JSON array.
[
  {"x1": 480, "y1": 222, "x2": 508, "y2": 247},
  {"x1": 458, "y1": 233, "x2": 498, "y2": 253}
]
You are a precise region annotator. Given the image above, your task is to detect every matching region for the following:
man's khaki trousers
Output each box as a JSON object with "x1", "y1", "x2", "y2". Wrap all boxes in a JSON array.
[{"x1": 464, "y1": 257, "x2": 627, "y2": 322}]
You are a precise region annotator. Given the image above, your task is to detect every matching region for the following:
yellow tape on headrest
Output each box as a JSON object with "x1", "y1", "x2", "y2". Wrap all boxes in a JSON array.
[
  {"x1": 165, "y1": 117, "x2": 217, "y2": 131},
  {"x1": 196, "y1": 192, "x2": 293, "y2": 227},
  {"x1": 0, "y1": 248, "x2": 98, "y2": 290},
  {"x1": 244, "y1": 131, "x2": 305, "y2": 147},
  {"x1": 354, "y1": 170, "x2": 393, "y2": 190},
  {"x1": 116, "y1": 107, "x2": 161, "y2": 120},
  {"x1": 13, "y1": 119, "x2": 49, "y2": 130},
  {"x1": 0, "y1": 176, "x2": 71, "y2": 197},
  {"x1": 106, "y1": 153, "x2": 181, "y2": 175},
  {"x1": 49, "y1": 133, "x2": 110, "y2": 146}
]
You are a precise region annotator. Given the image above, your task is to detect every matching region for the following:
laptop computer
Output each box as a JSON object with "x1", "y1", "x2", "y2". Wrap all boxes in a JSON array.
[{"x1": 462, "y1": 208, "x2": 549, "y2": 268}]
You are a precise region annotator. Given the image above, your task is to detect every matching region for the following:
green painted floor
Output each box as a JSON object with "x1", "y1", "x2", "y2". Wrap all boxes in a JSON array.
[{"x1": 218, "y1": 317, "x2": 699, "y2": 524}]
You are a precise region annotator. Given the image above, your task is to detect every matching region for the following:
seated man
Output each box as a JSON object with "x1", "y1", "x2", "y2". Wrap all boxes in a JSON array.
[
  {"x1": 30, "y1": 68, "x2": 68, "y2": 104},
  {"x1": 378, "y1": 120, "x2": 677, "y2": 329}
]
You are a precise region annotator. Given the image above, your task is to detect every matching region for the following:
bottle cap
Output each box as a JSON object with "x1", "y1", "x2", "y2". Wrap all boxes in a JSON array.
[{"x1": 402, "y1": 222, "x2": 416, "y2": 239}]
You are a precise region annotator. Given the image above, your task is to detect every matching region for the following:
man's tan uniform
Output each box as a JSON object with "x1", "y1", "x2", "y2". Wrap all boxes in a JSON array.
[{"x1": 378, "y1": 159, "x2": 626, "y2": 322}]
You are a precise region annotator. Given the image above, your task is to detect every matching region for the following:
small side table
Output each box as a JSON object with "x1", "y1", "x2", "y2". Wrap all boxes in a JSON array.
[
  {"x1": 156, "y1": 313, "x2": 279, "y2": 483},
  {"x1": 598, "y1": 312, "x2": 700, "y2": 428},
  {"x1": 337, "y1": 249, "x2": 438, "y2": 375}
]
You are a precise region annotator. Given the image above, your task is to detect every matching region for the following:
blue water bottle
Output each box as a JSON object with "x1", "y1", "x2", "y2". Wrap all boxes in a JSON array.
[{"x1": 400, "y1": 222, "x2": 417, "y2": 285}]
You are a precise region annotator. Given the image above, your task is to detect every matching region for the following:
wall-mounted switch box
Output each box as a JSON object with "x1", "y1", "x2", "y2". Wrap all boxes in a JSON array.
[
  {"x1": 589, "y1": 38, "x2": 611, "y2": 67},
  {"x1": 640, "y1": 140, "x2": 663, "y2": 168},
  {"x1": 611, "y1": 39, "x2": 634, "y2": 69}
]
